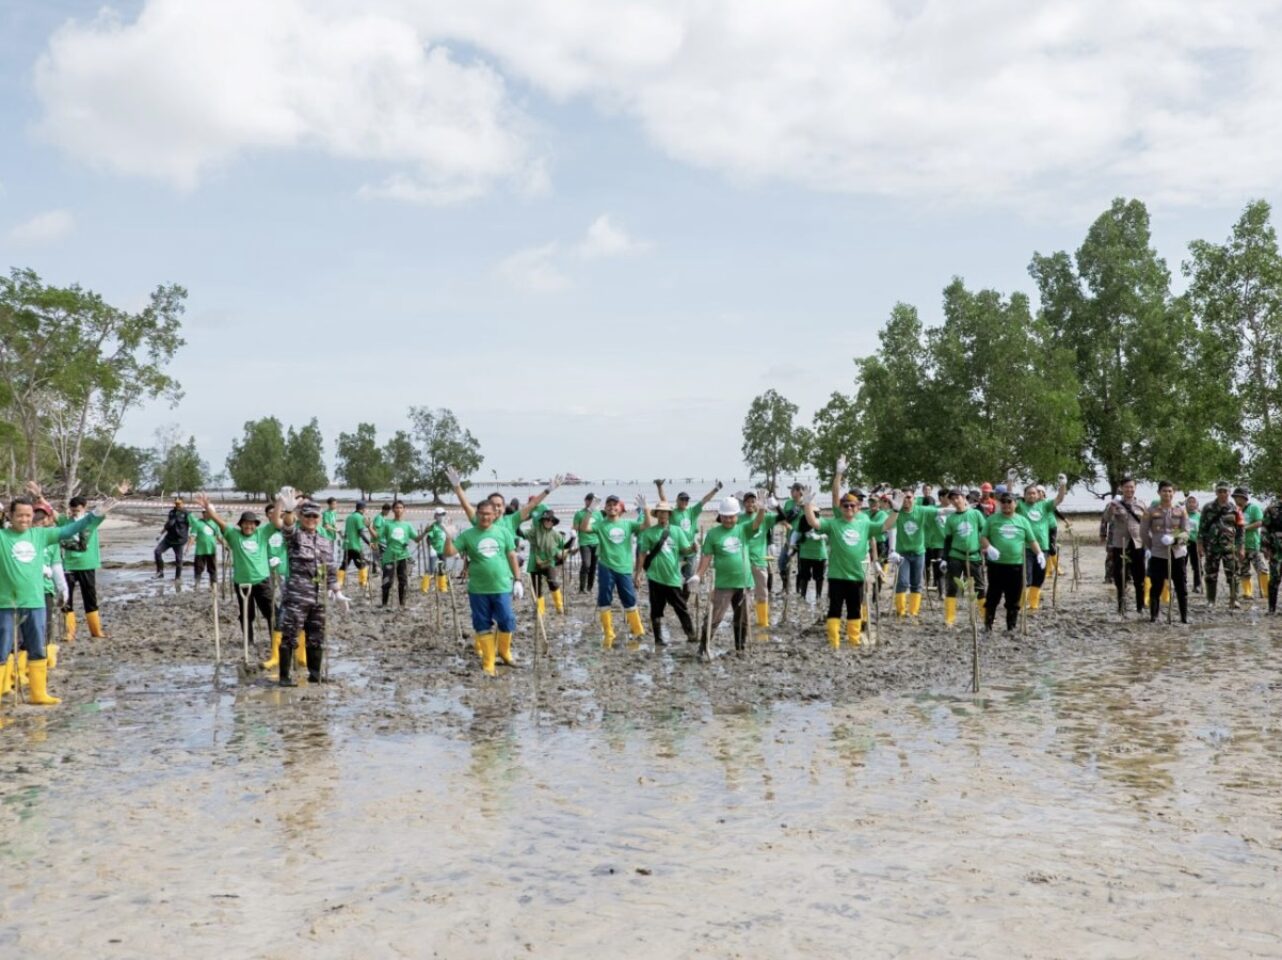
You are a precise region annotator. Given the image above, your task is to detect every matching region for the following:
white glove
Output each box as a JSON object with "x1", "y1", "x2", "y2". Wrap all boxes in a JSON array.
[
  {"x1": 513, "y1": 580, "x2": 525, "y2": 600},
  {"x1": 985, "y1": 545, "x2": 1000, "y2": 561},
  {"x1": 548, "y1": 473, "x2": 564, "y2": 491},
  {"x1": 634, "y1": 494, "x2": 647, "y2": 512},
  {"x1": 1036, "y1": 553, "x2": 1046, "y2": 569},
  {"x1": 277, "y1": 486, "x2": 298, "y2": 512},
  {"x1": 1144, "y1": 549, "x2": 1152, "y2": 562},
  {"x1": 938, "y1": 559, "x2": 949, "y2": 573},
  {"x1": 768, "y1": 543, "x2": 780, "y2": 558},
  {"x1": 801, "y1": 486, "x2": 815, "y2": 506},
  {"x1": 329, "y1": 589, "x2": 351, "y2": 612},
  {"x1": 1057, "y1": 473, "x2": 1068, "y2": 488},
  {"x1": 445, "y1": 465, "x2": 461, "y2": 487},
  {"x1": 1160, "y1": 534, "x2": 1174, "y2": 546},
  {"x1": 836, "y1": 456, "x2": 848, "y2": 476},
  {"x1": 766, "y1": 495, "x2": 779, "y2": 510},
  {"x1": 42, "y1": 564, "x2": 52, "y2": 579},
  {"x1": 890, "y1": 490, "x2": 905, "y2": 511},
  {"x1": 685, "y1": 573, "x2": 701, "y2": 587},
  {"x1": 269, "y1": 557, "x2": 280, "y2": 568},
  {"x1": 91, "y1": 497, "x2": 118, "y2": 517},
  {"x1": 888, "y1": 551, "x2": 903, "y2": 565}
]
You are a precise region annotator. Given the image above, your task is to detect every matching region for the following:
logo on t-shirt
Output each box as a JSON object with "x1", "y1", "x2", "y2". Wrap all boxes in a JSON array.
[
  {"x1": 607, "y1": 526, "x2": 627, "y2": 544},
  {"x1": 392, "y1": 527, "x2": 405, "y2": 541},
  {"x1": 957, "y1": 522, "x2": 972, "y2": 537},
  {"x1": 269, "y1": 533, "x2": 283, "y2": 549},
  {"x1": 1028, "y1": 509, "x2": 1043, "y2": 522},
  {"x1": 999, "y1": 523, "x2": 1020, "y2": 540},
  {"x1": 842, "y1": 528, "x2": 862, "y2": 546},
  {"x1": 903, "y1": 521, "x2": 918, "y2": 535},
  {"x1": 477, "y1": 536, "x2": 500, "y2": 559},
  {"x1": 243, "y1": 540, "x2": 259, "y2": 554},
  {"x1": 721, "y1": 536, "x2": 741, "y2": 553},
  {"x1": 680, "y1": 518, "x2": 691, "y2": 531},
  {"x1": 11, "y1": 541, "x2": 36, "y2": 564}
]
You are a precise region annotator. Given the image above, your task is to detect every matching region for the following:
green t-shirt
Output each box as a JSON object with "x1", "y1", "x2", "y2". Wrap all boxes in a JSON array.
[
  {"x1": 187, "y1": 513, "x2": 220, "y2": 556},
  {"x1": 984, "y1": 512, "x2": 1036, "y2": 565},
  {"x1": 701, "y1": 522, "x2": 753, "y2": 589},
  {"x1": 380, "y1": 519, "x2": 418, "y2": 562},
  {"x1": 0, "y1": 515, "x2": 93, "y2": 608},
  {"x1": 1187, "y1": 511, "x2": 1201, "y2": 544},
  {"x1": 1244, "y1": 502, "x2": 1264, "y2": 551},
  {"x1": 868, "y1": 509, "x2": 889, "y2": 545},
  {"x1": 266, "y1": 523, "x2": 289, "y2": 578},
  {"x1": 636, "y1": 524, "x2": 692, "y2": 588},
  {"x1": 673, "y1": 503, "x2": 703, "y2": 542},
  {"x1": 320, "y1": 509, "x2": 338, "y2": 541},
  {"x1": 43, "y1": 541, "x2": 59, "y2": 596},
  {"x1": 594, "y1": 517, "x2": 642, "y2": 574},
  {"x1": 454, "y1": 523, "x2": 516, "y2": 595},
  {"x1": 1016, "y1": 501, "x2": 1054, "y2": 551},
  {"x1": 946, "y1": 508, "x2": 986, "y2": 561},
  {"x1": 372, "y1": 514, "x2": 389, "y2": 541},
  {"x1": 57, "y1": 512, "x2": 104, "y2": 571},
  {"x1": 925, "y1": 505, "x2": 948, "y2": 550},
  {"x1": 739, "y1": 511, "x2": 777, "y2": 568},
  {"x1": 343, "y1": 512, "x2": 369, "y2": 551},
  {"x1": 525, "y1": 530, "x2": 566, "y2": 574},
  {"x1": 894, "y1": 504, "x2": 936, "y2": 555},
  {"x1": 798, "y1": 522, "x2": 828, "y2": 561},
  {"x1": 426, "y1": 524, "x2": 446, "y2": 553},
  {"x1": 573, "y1": 508, "x2": 601, "y2": 547},
  {"x1": 223, "y1": 524, "x2": 275, "y2": 585},
  {"x1": 819, "y1": 514, "x2": 872, "y2": 581}
]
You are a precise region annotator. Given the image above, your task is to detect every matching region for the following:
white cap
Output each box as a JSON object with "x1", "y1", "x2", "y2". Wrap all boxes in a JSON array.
[
  {"x1": 434, "y1": 507, "x2": 447, "y2": 516},
  {"x1": 718, "y1": 496, "x2": 741, "y2": 517}
]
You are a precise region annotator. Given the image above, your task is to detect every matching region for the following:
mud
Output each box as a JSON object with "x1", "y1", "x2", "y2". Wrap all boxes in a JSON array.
[{"x1": 3, "y1": 522, "x2": 1281, "y2": 957}]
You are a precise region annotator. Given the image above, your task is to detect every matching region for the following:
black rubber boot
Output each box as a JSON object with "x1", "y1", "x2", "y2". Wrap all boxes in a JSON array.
[
  {"x1": 279, "y1": 652, "x2": 297, "y2": 687},
  {"x1": 306, "y1": 645, "x2": 325, "y2": 683}
]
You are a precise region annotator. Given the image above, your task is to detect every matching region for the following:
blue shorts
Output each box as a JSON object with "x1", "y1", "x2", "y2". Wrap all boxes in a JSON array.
[{"x1": 468, "y1": 591, "x2": 516, "y2": 634}]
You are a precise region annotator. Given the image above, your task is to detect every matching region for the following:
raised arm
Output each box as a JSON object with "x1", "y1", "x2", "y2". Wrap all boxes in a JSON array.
[
  {"x1": 832, "y1": 457, "x2": 846, "y2": 511},
  {"x1": 1053, "y1": 473, "x2": 1068, "y2": 508},
  {"x1": 196, "y1": 492, "x2": 227, "y2": 534},
  {"x1": 698, "y1": 479, "x2": 723, "y2": 508},
  {"x1": 634, "y1": 494, "x2": 651, "y2": 530},
  {"x1": 520, "y1": 473, "x2": 565, "y2": 521},
  {"x1": 445, "y1": 466, "x2": 476, "y2": 523},
  {"x1": 801, "y1": 486, "x2": 820, "y2": 531},
  {"x1": 654, "y1": 478, "x2": 667, "y2": 502}
]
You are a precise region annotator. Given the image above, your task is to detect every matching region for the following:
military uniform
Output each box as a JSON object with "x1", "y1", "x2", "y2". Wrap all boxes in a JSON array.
[
  {"x1": 1101, "y1": 496, "x2": 1146, "y2": 613},
  {"x1": 1139, "y1": 503, "x2": 1190, "y2": 622},
  {"x1": 1199, "y1": 495, "x2": 1244, "y2": 606},
  {"x1": 1262, "y1": 498, "x2": 1282, "y2": 613},
  {"x1": 277, "y1": 521, "x2": 338, "y2": 683}
]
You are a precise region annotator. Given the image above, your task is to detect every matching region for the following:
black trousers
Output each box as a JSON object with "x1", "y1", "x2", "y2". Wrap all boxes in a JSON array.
[
  {"x1": 1109, "y1": 545, "x2": 1146, "y2": 613},
  {"x1": 925, "y1": 548, "x2": 944, "y2": 591},
  {"x1": 1188, "y1": 541, "x2": 1202, "y2": 591},
  {"x1": 985, "y1": 563, "x2": 1022, "y2": 630},
  {"x1": 826, "y1": 577, "x2": 864, "y2": 620},
  {"x1": 797, "y1": 558, "x2": 826, "y2": 600},
  {"x1": 236, "y1": 581, "x2": 274, "y2": 647},
  {"x1": 64, "y1": 569, "x2": 98, "y2": 614},
  {"x1": 946, "y1": 556, "x2": 987, "y2": 599},
  {"x1": 193, "y1": 553, "x2": 217, "y2": 584},
  {"x1": 579, "y1": 545, "x2": 598, "y2": 591},
  {"x1": 648, "y1": 581, "x2": 694, "y2": 642},
  {"x1": 382, "y1": 558, "x2": 409, "y2": 606},
  {"x1": 341, "y1": 548, "x2": 366, "y2": 571},
  {"x1": 1147, "y1": 555, "x2": 1188, "y2": 622},
  {"x1": 155, "y1": 538, "x2": 184, "y2": 577},
  {"x1": 532, "y1": 567, "x2": 561, "y2": 595}
]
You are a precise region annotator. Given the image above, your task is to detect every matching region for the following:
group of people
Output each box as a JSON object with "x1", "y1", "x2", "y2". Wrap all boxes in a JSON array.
[{"x1": 2, "y1": 468, "x2": 1279, "y2": 700}]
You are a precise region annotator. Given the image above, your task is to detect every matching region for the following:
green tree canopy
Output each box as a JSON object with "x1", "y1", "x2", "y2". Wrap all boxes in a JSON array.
[
  {"x1": 226, "y1": 417, "x2": 286, "y2": 498},
  {"x1": 335, "y1": 422, "x2": 389, "y2": 498},
  {"x1": 741, "y1": 389, "x2": 808, "y2": 493},
  {"x1": 409, "y1": 406, "x2": 483, "y2": 500},
  {"x1": 383, "y1": 429, "x2": 424, "y2": 495},
  {"x1": 285, "y1": 418, "x2": 328, "y2": 494}
]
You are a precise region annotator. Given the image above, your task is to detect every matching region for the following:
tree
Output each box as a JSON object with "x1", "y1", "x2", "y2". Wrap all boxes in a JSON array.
[
  {"x1": 0, "y1": 268, "x2": 185, "y2": 496},
  {"x1": 1030, "y1": 198, "x2": 1220, "y2": 493},
  {"x1": 408, "y1": 406, "x2": 483, "y2": 500},
  {"x1": 741, "y1": 389, "x2": 808, "y2": 492},
  {"x1": 808, "y1": 390, "x2": 859, "y2": 482},
  {"x1": 153, "y1": 428, "x2": 206, "y2": 494},
  {"x1": 335, "y1": 422, "x2": 389, "y2": 498},
  {"x1": 77, "y1": 434, "x2": 151, "y2": 495},
  {"x1": 285, "y1": 418, "x2": 328, "y2": 494},
  {"x1": 226, "y1": 417, "x2": 287, "y2": 498},
  {"x1": 1183, "y1": 199, "x2": 1282, "y2": 489},
  {"x1": 383, "y1": 429, "x2": 424, "y2": 495}
]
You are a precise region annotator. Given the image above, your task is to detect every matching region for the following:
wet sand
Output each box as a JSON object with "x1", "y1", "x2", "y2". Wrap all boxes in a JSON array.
[{"x1": 2, "y1": 520, "x2": 1280, "y2": 957}]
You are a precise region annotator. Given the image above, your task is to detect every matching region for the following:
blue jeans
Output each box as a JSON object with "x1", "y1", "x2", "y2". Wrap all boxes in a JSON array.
[
  {"x1": 468, "y1": 592, "x2": 516, "y2": 633},
  {"x1": 596, "y1": 564, "x2": 637, "y2": 610},
  {"x1": 895, "y1": 553, "x2": 925, "y2": 593},
  {"x1": 0, "y1": 607, "x2": 48, "y2": 661}
]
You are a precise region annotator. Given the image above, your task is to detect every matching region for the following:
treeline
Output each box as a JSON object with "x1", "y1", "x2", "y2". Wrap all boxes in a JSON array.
[{"x1": 742, "y1": 198, "x2": 1282, "y2": 496}]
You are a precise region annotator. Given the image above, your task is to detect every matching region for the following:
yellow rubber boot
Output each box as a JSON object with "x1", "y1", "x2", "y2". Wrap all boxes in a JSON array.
[
  {"x1": 1262, "y1": 573, "x2": 1271, "y2": 600},
  {"x1": 295, "y1": 633, "x2": 307, "y2": 667},
  {"x1": 600, "y1": 611, "x2": 616, "y2": 649},
  {"x1": 478, "y1": 632, "x2": 497, "y2": 676},
  {"x1": 825, "y1": 618, "x2": 841, "y2": 649},
  {"x1": 420, "y1": 574, "x2": 431, "y2": 593},
  {"x1": 26, "y1": 658, "x2": 60, "y2": 705},
  {"x1": 944, "y1": 597, "x2": 957, "y2": 626},
  {"x1": 0, "y1": 654, "x2": 11, "y2": 696},
  {"x1": 437, "y1": 574, "x2": 449, "y2": 593},
  {"x1": 536, "y1": 595, "x2": 546, "y2": 617},
  {"x1": 474, "y1": 633, "x2": 483, "y2": 657},
  {"x1": 46, "y1": 643, "x2": 59, "y2": 672},
  {"x1": 358, "y1": 567, "x2": 369, "y2": 587},
  {"x1": 17, "y1": 650, "x2": 28, "y2": 687},
  {"x1": 846, "y1": 619, "x2": 862, "y2": 647},
  {"x1": 261, "y1": 632, "x2": 281, "y2": 669},
  {"x1": 908, "y1": 593, "x2": 922, "y2": 617},
  {"x1": 86, "y1": 611, "x2": 106, "y2": 638},
  {"x1": 336, "y1": 569, "x2": 346, "y2": 588},
  {"x1": 496, "y1": 631, "x2": 516, "y2": 666},
  {"x1": 755, "y1": 601, "x2": 769, "y2": 628},
  {"x1": 1027, "y1": 586, "x2": 1041, "y2": 610},
  {"x1": 894, "y1": 593, "x2": 907, "y2": 617},
  {"x1": 64, "y1": 611, "x2": 77, "y2": 642},
  {"x1": 551, "y1": 588, "x2": 564, "y2": 614},
  {"x1": 1243, "y1": 577, "x2": 1255, "y2": 599},
  {"x1": 1160, "y1": 582, "x2": 1170, "y2": 603},
  {"x1": 625, "y1": 608, "x2": 644, "y2": 637},
  {"x1": 1143, "y1": 577, "x2": 1151, "y2": 607}
]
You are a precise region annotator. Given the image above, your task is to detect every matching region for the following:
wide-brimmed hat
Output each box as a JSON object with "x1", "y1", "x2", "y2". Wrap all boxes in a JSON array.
[
  {"x1": 238, "y1": 511, "x2": 260, "y2": 526},
  {"x1": 1232, "y1": 486, "x2": 1250, "y2": 499},
  {"x1": 653, "y1": 500, "x2": 676, "y2": 512},
  {"x1": 539, "y1": 512, "x2": 560, "y2": 525}
]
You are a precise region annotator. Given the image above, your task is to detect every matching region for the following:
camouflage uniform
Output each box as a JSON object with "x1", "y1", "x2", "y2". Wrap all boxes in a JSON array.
[
  {"x1": 278, "y1": 523, "x2": 339, "y2": 676},
  {"x1": 1262, "y1": 498, "x2": 1282, "y2": 613},
  {"x1": 1198, "y1": 496, "x2": 1244, "y2": 606}
]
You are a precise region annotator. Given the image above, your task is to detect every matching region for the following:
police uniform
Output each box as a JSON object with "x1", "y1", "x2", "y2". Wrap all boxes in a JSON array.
[
  {"x1": 1101, "y1": 496, "x2": 1146, "y2": 614},
  {"x1": 1139, "y1": 502, "x2": 1190, "y2": 622}
]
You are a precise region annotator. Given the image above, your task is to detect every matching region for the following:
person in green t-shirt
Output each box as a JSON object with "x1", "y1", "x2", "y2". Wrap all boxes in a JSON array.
[
  {"x1": 186, "y1": 508, "x2": 222, "y2": 587},
  {"x1": 634, "y1": 501, "x2": 697, "y2": 645},
  {"x1": 888, "y1": 487, "x2": 948, "y2": 619},
  {"x1": 198, "y1": 495, "x2": 278, "y2": 654},
  {"x1": 689, "y1": 496, "x2": 764, "y2": 655},
  {"x1": 339, "y1": 501, "x2": 372, "y2": 590},
  {"x1": 1184, "y1": 495, "x2": 1202, "y2": 594},
  {"x1": 444, "y1": 500, "x2": 523, "y2": 676},
  {"x1": 1234, "y1": 488, "x2": 1266, "y2": 599},
  {"x1": 445, "y1": 467, "x2": 563, "y2": 539},
  {"x1": 0, "y1": 493, "x2": 116, "y2": 705},
  {"x1": 321, "y1": 497, "x2": 339, "y2": 541},
  {"x1": 941, "y1": 488, "x2": 989, "y2": 627},
  {"x1": 53, "y1": 490, "x2": 109, "y2": 640},
  {"x1": 582, "y1": 493, "x2": 650, "y2": 647},
  {"x1": 654, "y1": 478, "x2": 723, "y2": 590},
  {"x1": 33, "y1": 505, "x2": 69, "y2": 672},
  {"x1": 1015, "y1": 475, "x2": 1067, "y2": 611},
  {"x1": 572, "y1": 492, "x2": 603, "y2": 594},
  {"x1": 371, "y1": 503, "x2": 392, "y2": 563},
  {"x1": 380, "y1": 500, "x2": 429, "y2": 608},
  {"x1": 524, "y1": 511, "x2": 568, "y2": 616},
  {"x1": 424, "y1": 507, "x2": 450, "y2": 593},
  {"x1": 739, "y1": 489, "x2": 785, "y2": 629},
  {"x1": 981, "y1": 493, "x2": 1043, "y2": 631}
]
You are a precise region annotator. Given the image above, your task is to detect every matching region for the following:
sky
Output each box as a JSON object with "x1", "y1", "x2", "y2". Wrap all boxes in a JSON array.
[{"x1": 2, "y1": 0, "x2": 1280, "y2": 483}]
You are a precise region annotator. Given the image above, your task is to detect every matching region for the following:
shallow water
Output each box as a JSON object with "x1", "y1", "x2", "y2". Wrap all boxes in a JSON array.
[{"x1": 3, "y1": 612, "x2": 1280, "y2": 957}]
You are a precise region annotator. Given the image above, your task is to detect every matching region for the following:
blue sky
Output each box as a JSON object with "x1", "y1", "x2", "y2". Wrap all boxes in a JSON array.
[{"x1": 2, "y1": 1, "x2": 1279, "y2": 483}]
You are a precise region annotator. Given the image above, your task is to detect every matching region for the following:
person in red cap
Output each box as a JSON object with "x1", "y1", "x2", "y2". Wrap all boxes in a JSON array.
[{"x1": 978, "y1": 483, "x2": 997, "y2": 517}]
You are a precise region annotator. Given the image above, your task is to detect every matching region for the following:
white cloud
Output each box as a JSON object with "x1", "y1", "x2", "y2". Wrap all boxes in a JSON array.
[
  {"x1": 577, "y1": 214, "x2": 647, "y2": 259},
  {"x1": 497, "y1": 242, "x2": 570, "y2": 292},
  {"x1": 6, "y1": 209, "x2": 75, "y2": 245},
  {"x1": 32, "y1": 0, "x2": 539, "y2": 202}
]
